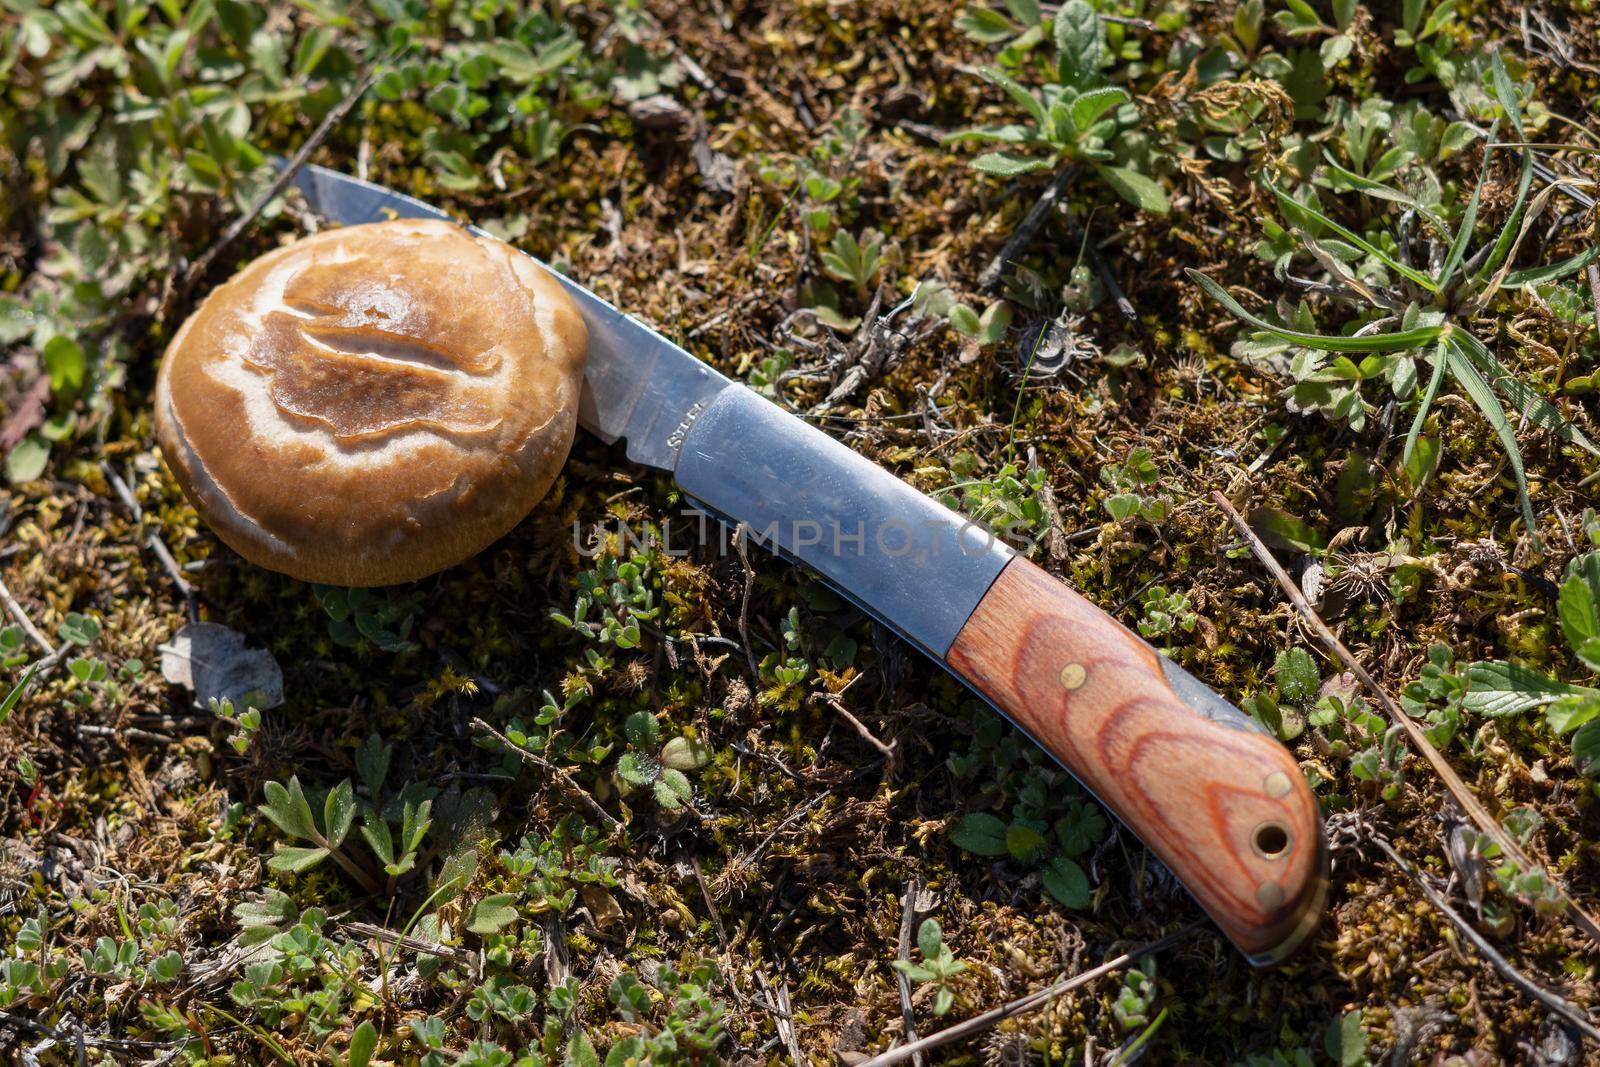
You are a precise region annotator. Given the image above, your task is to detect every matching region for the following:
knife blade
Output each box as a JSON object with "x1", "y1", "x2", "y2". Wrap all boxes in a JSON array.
[{"x1": 285, "y1": 163, "x2": 1327, "y2": 965}]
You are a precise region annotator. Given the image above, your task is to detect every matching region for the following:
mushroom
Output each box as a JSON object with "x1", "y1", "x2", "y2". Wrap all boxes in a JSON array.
[{"x1": 154, "y1": 219, "x2": 588, "y2": 586}]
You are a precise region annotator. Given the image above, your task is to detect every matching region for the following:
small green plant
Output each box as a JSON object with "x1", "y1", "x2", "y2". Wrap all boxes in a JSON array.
[
  {"x1": 257, "y1": 736, "x2": 436, "y2": 893},
  {"x1": 315, "y1": 585, "x2": 424, "y2": 652},
  {"x1": 819, "y1": 228, "x2": 890, "y2": 302},
  {"x1": 1100, "y1": 448, "x2": 1170, "y2": 524},
  {"x1": 949, "y1": 0, "x2": 1168, "y2": 214},
  {"x1": 607, "y1": 963, "x2": 727, "y2": 1064},
  {"x1": 1244, "y1": 646, "x2": 1321, "y2": 741},
  {"x1": 615, "y1": 711, "x2": 711, "y2": 811},
  {"x1": 211, "y1": 695, "x2": 263, "y2": 755},
  {"x1": 893, "y1": 919, "x2": 967, "y2": 1017},
  {"x1": 1191, "y1": 54, "x2": 1599, "y2": 536},
  {"x1": 936, "y1": 452, "x2": 1054, "y2": 554},
  {"x1": 552, "y1": 547, "x2": 662, "y2": 651},
  {"x1": 1445, "y1": 547, "x2": 1600, "y2": 785},
  {"x1": 1135, "y1": 587, "x2": 1197, "y2": 641}
]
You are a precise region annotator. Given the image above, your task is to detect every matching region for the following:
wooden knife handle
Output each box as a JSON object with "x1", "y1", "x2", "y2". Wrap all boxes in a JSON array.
[{"x1": 947, "y1": 557, "x2": 1327, "y2": 964}]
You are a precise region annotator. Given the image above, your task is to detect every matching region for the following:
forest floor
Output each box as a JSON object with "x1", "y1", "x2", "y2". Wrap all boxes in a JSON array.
[{"x1": 4, "y1": 0, "x2": 1600, "y2": 1063}]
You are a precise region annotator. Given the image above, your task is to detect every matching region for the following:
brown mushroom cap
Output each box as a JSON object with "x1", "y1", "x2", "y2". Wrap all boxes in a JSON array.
[{"x1": 154, "y1": 219, "x2": 588, "y2": 586}]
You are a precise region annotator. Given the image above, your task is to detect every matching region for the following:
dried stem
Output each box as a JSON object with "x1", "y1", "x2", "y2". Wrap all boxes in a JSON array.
[
  {"x1": 1371, "y1": 832, "x2": 1600, "y2": 1044},
  {"x1": 858, "y1": 925, "x2": 1198, "y2": 1067},
  {"x1": 469, "y1": 717, "x2": 621, "y2": 834},
  {"x1": 1211, "y1": 489, "x2": 1600, "y2": 950}
]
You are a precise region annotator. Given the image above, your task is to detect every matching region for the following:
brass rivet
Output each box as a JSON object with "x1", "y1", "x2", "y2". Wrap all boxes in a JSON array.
[
  {"x1": 1256, "y1": 880, "x2": 1286, "y2": 912},
  {"x1": 1264, "y1": 771, "x2": 1292, "y2": 799},
  {"x1": 1059, "y1": 662, "x2": 1087, "y2": 690}
]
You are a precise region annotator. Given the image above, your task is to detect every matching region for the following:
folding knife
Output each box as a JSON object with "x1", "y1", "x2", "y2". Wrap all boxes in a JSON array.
[{"x1": 286, "y1": 163, "x2": 1327, "y2": 965}]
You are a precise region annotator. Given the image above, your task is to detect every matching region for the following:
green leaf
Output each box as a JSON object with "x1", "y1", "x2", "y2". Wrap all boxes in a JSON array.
[
  {"x1": 1546, "y1": 695, "x2": 1600, "y2": 736},
  {"x1": 1041, "y1": 857, "x2": 1091, "y2": 908},
  {"x1": 1247, "y1": 507, "x2": 1326, "y2": 553},
  {"x1": 268, "y1": 846, "x2": 330, "y2": 873},
  {"x1": 355, "y1": 734, "x2": 390, "y2": 797},
  {"x1": 1435, "y1": 122, "x2": 1493, "y2": 291},
  {"x1": 260, "y1": 777, "x2": 318, "y2": 841},
  {"x1": 1451, "y1": 328, "x2": 1599, "y2": 457},
  {"x1": 623, "y1": 710, "x2": 658, "y2": 749},
  {"x1": 1188, "y1": 271, "x2": 1445, "y2": 352},
  {"x1": 565, "y1": 1028, "x2": 600, "y2": 1067},
  {"x1": 972, "y1": 151, "x2": 1053, "y2": 177},
  {"x1": 1053, "y1": 0, "x2": 1102, "y2": 86},
  {"x1": 977, "y1": 66, "x2": 1045, "y2": 125},
  {"x1": 1475, "y1": 54, "x2": 1533, "y2": 280},
  {"x1": 1403, "y1": 435, "x2": 1441, "y2": 488},
  {"x1": 1560, "y1": 552, "x2": 1600, "y2": 668},
  {"x1": 1070, "y1": 86, "x2": 1129, "y2": 131},
  {"x1": 0, "y1": 663, "x2": 39, "y2": 724},
  {"x1": 58, "y1": 612, "x2": 100, "y2": 646},
  {"x1": 1442, "y1": 338, "x2": 1537, "y2": 536},
  {"x1": 1275, "y1": 647, "x2": 1321, "y2": 705},
  {"x1": 1503, "y1": 244, "x2": 1600, "y2": 288},
  {"x1": 1005, "y1": 822, "x2": 1048, "y2": 862},
  {"x1": 916, "y1": 918, "x2": 943, "y2": 960},
  {"x1": 1324, "y1": 1010, "x2": 1365, "y2": 1067},
  {"x1": 1097, "y1": 165, "x2": 1169, "y2": 215},
  {"x1": 5, "y1": 435, "x2": 49, "y2": 484},
  {"x1": 360, "y1": 810, "x2": 395, "y2": 867},
  {"x1": 466, "y1": 893, "x2": 519, "y2": 934},
  {"x1": 184, "y1": 149, "x2": 224, "y2": 189},
  {"x1": 1573, "y1": 720, "x2": 1600, "y2": 777},
  {"x1": 653, "y1": 768, "x2": 692, "y2": 808},
  {"x1": 323, "y1": 780, "x2": 356, "y2": 849},
  {"x1": 42, "y1": 335, "x2": 85, "y2": 398},
  {"x1": 617, "y1": 752, "x2": 654, "y2": 786},
  {"x1": 1265, "y1": 178, "x2": 1438, "y2": 292},
  {"x1": 949, "y1": 812, "x2": 1009, "y2": 856},
  {"x1": 660, "y1": 736, "x2": 712, "y2": 771},
  {"x1": 1402, "y1": 341, "x2": 1449, "y2": 470},
  {"x1": 1461, "y1": 661, "x2": 1597, "y2": 718},
  {"x1": 346, "y1": 1021, "x2": 377, "y2": 1067}
]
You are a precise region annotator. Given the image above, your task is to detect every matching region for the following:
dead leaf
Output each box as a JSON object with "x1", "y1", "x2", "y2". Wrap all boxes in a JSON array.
[{"x1": 159, "y1": 622, "x2": 284, "y2": 710}]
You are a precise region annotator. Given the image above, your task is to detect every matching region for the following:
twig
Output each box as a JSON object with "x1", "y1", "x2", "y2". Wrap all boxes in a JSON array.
[
  {"x1": 98, "y1": 459, "x2": 197, "y2": 609},
  {"x1": 0, "y1": 1010, "x2": 170, "y2": 1052},
  {"x1": 175, "y1": 67, "x2": 378, "y2": 298},
  {"x1": 146, "y1": 533, "x2": 196, "y2": 610},
  {"x1": 811, "y1": 677, "x2": 895, "y2": 757},
  {"x1": 894, "y1": 877, "x2": 926, "y2": 1067},
  {"x1": 1371, "y1": 833, "x2": 1600, "y2": 1044},
  {"x1": 689, "y1": 858, "x2": 748, "y2": 1011},
  {"x1": 978, "y1": 166, "x2": 1077, "y2": 292},
  {"x1": 0, "y1": 574, "x2": 54, "y2": 655},
  {"x1": 469, "y1": 718, "x2": 621, "y2": 833},
  {"x1": 857, "y1": 926, "x2": 1198, "y2": 1067},
  {"x1": 78, "y1": 723, "x2": 178, "y2": 745},
  {"x1": 1211, "y1": 489, "x2": 1600, "y2": 951}
]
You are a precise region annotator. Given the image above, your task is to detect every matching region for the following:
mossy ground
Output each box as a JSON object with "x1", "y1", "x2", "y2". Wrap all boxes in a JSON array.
[{"x1": 4, "y1": 1, "x2": 1600, "y2": 1063}]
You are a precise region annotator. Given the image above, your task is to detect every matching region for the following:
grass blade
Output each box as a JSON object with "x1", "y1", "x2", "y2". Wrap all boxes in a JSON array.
[
  {"x1": 1187, "y1": 270, "x2": 1446, "y2": 352},
  {"x1": 1320, "y1": 152, "x2": 1449, "y2": 233},
  {"x1": 1435, "y1": 120, "x2": 1495, "y2": 292},
  {"x1": 1443, "y1": 336, "x2": 1537, "y2": 536},
  {"x1": 1503, "y1": 244, "x2": 1600, "y2": 288},
  {"x1": 0, "y1": 662, "x2": 38, "y2": 724},
  {"x1": 1473, "y1": 55, "x2": 1534, "y2": 281},
  {"x1": 1452, "y1": 327, "x2": 1600, "y2": 455},
  {"x1": 1264, "y1": 177, "x2": 1439, "y2": 293},
  {"x1": 1402, "y1": 338, "x2": 1449, "y2": 467}
]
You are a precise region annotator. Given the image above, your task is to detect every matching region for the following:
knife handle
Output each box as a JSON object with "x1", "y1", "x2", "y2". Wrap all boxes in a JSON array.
[{"x1": 947, "y1": 556, "x2": 1327, "y2": 964}]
